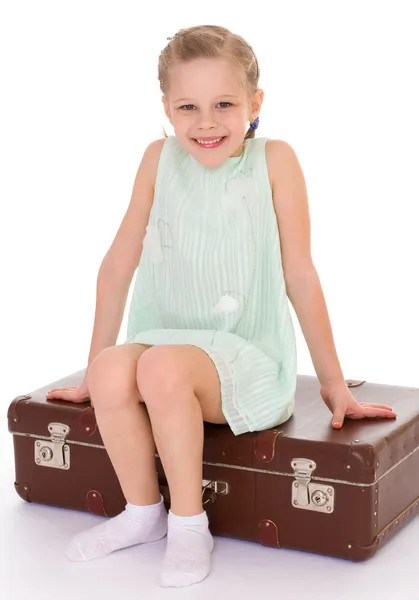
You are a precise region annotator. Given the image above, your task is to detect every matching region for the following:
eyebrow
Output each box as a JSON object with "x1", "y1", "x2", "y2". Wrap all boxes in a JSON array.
[{"x1": 173, "y1": 95, "x2": 239, "y2": 103}]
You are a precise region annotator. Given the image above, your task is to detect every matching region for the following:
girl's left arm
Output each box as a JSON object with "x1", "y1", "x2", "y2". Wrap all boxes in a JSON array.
[{"x1": 267, "y1": 140, "x2": 396, "y2": 428}]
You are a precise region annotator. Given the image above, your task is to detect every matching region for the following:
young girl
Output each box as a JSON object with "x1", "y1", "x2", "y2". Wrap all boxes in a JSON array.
[{"x1": 46, "y1": 25, "x2": 396, "y2": 587}]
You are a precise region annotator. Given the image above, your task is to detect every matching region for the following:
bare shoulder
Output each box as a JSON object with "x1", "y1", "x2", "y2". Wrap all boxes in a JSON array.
[
  {"x1": 101, "y1": 138, "x2": 166, "y2": 277},
  {"x1": 264, "y1": 139, "x2": 314, "y2": 283},
  {"x1": 265, "y1": 139, "x2": 303, "y2": 189},
  {"x1": 140, "y1": 137, "x2": 167, "y2": 188}
]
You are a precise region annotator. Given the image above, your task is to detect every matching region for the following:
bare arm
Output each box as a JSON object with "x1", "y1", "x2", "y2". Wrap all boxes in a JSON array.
[
  {"x1": 267, "y1": 139, "x2": 345, "y2": 389},
  {"x1": 87, "y1": 138, "x2": 165, "y2": 366}
]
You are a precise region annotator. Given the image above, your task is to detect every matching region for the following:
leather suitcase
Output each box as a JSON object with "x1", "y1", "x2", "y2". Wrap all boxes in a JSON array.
[{"x1": 7, "y1": 369, "x2": 419, "y2": 561}]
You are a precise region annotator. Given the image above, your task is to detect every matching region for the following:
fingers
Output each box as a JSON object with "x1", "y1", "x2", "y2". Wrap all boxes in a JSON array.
[
  {"x1": 332, "y1": 406, "x2": 346, "y2": 429},
  {"x1": 361, "y1": 407, "x2": 397, "y2": 419},
  {"x1": 331, "y1": 402, "x2": 397, "y2": 429},
  {"x1": 46, "y1": 388, "x2": 72, "y2": 399},
  {"x1": 46, "y1": 387, "x2": 89, "y2": 403},
  {"x1": 359, "y1": 403, "x2": 394, "y2": 411},
  {"x1": 46, "y1": 391, "x2": 75, "y2": 400}
]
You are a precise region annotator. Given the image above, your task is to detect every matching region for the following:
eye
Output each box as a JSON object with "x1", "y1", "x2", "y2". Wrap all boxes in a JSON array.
[
  {"x1": 218, "y1": 102, "x2": 233, "y2": 109},
  {"x1": 179, "y1": 104, "x2": 196, "y2": 111}
]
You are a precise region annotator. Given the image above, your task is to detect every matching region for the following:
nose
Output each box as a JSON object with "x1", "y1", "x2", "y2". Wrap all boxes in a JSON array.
[{"x1": 197, "y1": 109, "x2": 218, "y2": 131}]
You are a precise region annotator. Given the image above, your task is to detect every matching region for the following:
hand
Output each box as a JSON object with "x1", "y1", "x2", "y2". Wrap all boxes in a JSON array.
[
  {"x1": 46, "y1": 376, "x2": 92, "y2": 406},
  {"x1": 320, "y1": 383, "x2": 397, "y2": 429}
]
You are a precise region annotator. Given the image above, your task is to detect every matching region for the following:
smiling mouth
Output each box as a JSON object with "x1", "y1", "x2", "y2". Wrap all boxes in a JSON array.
[{"x1": 192, "y1": 136, "x2": 227, "y2": 148}]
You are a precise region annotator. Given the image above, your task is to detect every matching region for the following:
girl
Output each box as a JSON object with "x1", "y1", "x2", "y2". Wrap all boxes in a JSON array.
[{"x1": 46, "y1": 25, "x2": 396, "y2": 587}]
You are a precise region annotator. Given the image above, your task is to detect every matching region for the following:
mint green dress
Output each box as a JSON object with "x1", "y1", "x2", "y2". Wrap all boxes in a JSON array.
[{"x1": 124, "y1": 135, "x2": 297, "y2": 435}]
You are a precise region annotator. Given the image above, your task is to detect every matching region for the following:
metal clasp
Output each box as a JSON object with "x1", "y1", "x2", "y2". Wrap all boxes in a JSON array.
[
  {"x1": 34, "y1": 423, "x2": 70, "y2": 470},
  {"x1": 291, "y1": 458, "x2": 334, "y2": 514},
  {"x1": 292, "y1": 459, "x2": 315, "y2": 506},
  {"x1": 202, "y1": 479, "x2": 229, "y2": 505}
]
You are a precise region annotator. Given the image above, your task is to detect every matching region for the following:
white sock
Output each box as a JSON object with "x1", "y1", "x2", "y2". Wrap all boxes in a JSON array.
[
  {"x1": 66, "y1": 495, "x2": 167, "y2": 562},
  {"x1": 159, "y1": 510, "x2": 214, "y2": 588}
]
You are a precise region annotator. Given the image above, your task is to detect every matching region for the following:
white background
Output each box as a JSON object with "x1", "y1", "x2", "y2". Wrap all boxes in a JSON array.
[{"x1": 1, "y1": 1, "x2": 418, "y2": 598}]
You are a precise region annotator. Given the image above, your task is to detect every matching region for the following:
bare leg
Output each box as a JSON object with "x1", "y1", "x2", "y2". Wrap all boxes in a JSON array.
[
  {"x1": 136, "y1": 345, "x2": 226, "y2": 587},
  {"x1": 66, "y1": 343, "x2": 167, "y2": 562},
  {"x1": 88, "y1": 344, "x2": 160, "y2": 505}
]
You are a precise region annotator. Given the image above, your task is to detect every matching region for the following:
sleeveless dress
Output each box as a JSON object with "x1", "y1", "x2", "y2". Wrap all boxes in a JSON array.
[{"x1": 124, "y1": 135, "x2": 297, "y2": 436}]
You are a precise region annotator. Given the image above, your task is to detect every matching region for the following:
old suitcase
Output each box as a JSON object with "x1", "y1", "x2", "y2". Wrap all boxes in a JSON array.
[{"x1": 7, "y1": 369, "x2": 419, "y2": 561}]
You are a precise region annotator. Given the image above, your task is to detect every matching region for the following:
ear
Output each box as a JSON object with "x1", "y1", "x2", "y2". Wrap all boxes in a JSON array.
[
  {"x1": 249, "y1": 88, "x2": 264, "y2": 122},
  {"x1": 162, "y1": 95, "x2": 173, "y2": 126}
]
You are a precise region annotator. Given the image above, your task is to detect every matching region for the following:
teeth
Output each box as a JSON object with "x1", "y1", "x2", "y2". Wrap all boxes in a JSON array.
[{"x1": 196, "y1": 138, "x2": 223, "y2": 145}]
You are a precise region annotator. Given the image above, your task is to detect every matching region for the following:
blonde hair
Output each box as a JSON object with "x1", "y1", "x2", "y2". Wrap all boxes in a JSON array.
[{"x1": 158, "y1": 25, "x2": 260, "y2": 141}]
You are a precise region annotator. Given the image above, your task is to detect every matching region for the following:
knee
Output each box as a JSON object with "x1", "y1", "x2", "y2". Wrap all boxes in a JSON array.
[
  {"x1": 136, "y1": 346, "x2": 193, "y2": 408},
  {"x1": 87, "y1": 346, "x2": 140, "y2": 409}
]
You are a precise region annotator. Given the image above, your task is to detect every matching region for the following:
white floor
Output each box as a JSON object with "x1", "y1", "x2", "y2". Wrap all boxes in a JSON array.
[{"x1": 1, "y1": 427, "x2": 418, "y2": 600}]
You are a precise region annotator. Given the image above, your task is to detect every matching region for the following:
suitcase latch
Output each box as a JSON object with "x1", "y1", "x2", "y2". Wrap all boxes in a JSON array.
[
  {"x1": 202, "y1": 479, "x2": 229, "y2": 505},
  {"x1": 160, "y1": 479, "x2": 229, "y2": 505},
  {"x1": 34, "y1": 422, "x2": 70, "y2": 470},
  {"x1": 291, "y1": 458, "x2": 334, "y2": 514}
]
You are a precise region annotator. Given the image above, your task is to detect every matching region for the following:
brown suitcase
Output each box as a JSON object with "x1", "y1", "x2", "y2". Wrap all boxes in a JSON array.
[{"x1": 7, "y1": 369, "x2": 419, "y2": 561}]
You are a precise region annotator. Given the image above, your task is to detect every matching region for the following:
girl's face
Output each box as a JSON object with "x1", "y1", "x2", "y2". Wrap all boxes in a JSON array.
[{"x1": 163, "y1": 58, "x2": 263, "y2": 167}]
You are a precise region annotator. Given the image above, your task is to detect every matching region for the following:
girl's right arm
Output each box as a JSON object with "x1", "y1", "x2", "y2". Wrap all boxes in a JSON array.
[
  {"x1": 46, "y1": 138, "x2": 165, "y2": 402},
  {"x1": 87, "y1": 138, "x2": 165, "y2": 366}
]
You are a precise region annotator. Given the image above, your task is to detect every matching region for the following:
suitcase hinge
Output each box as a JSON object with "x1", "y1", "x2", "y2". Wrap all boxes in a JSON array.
[
  {"x1": 34, "y1": 423, "x2": 71, "y2": 470},
  {"x1": 291, "y1": 458, "x2": 334, "y2": 514}
]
